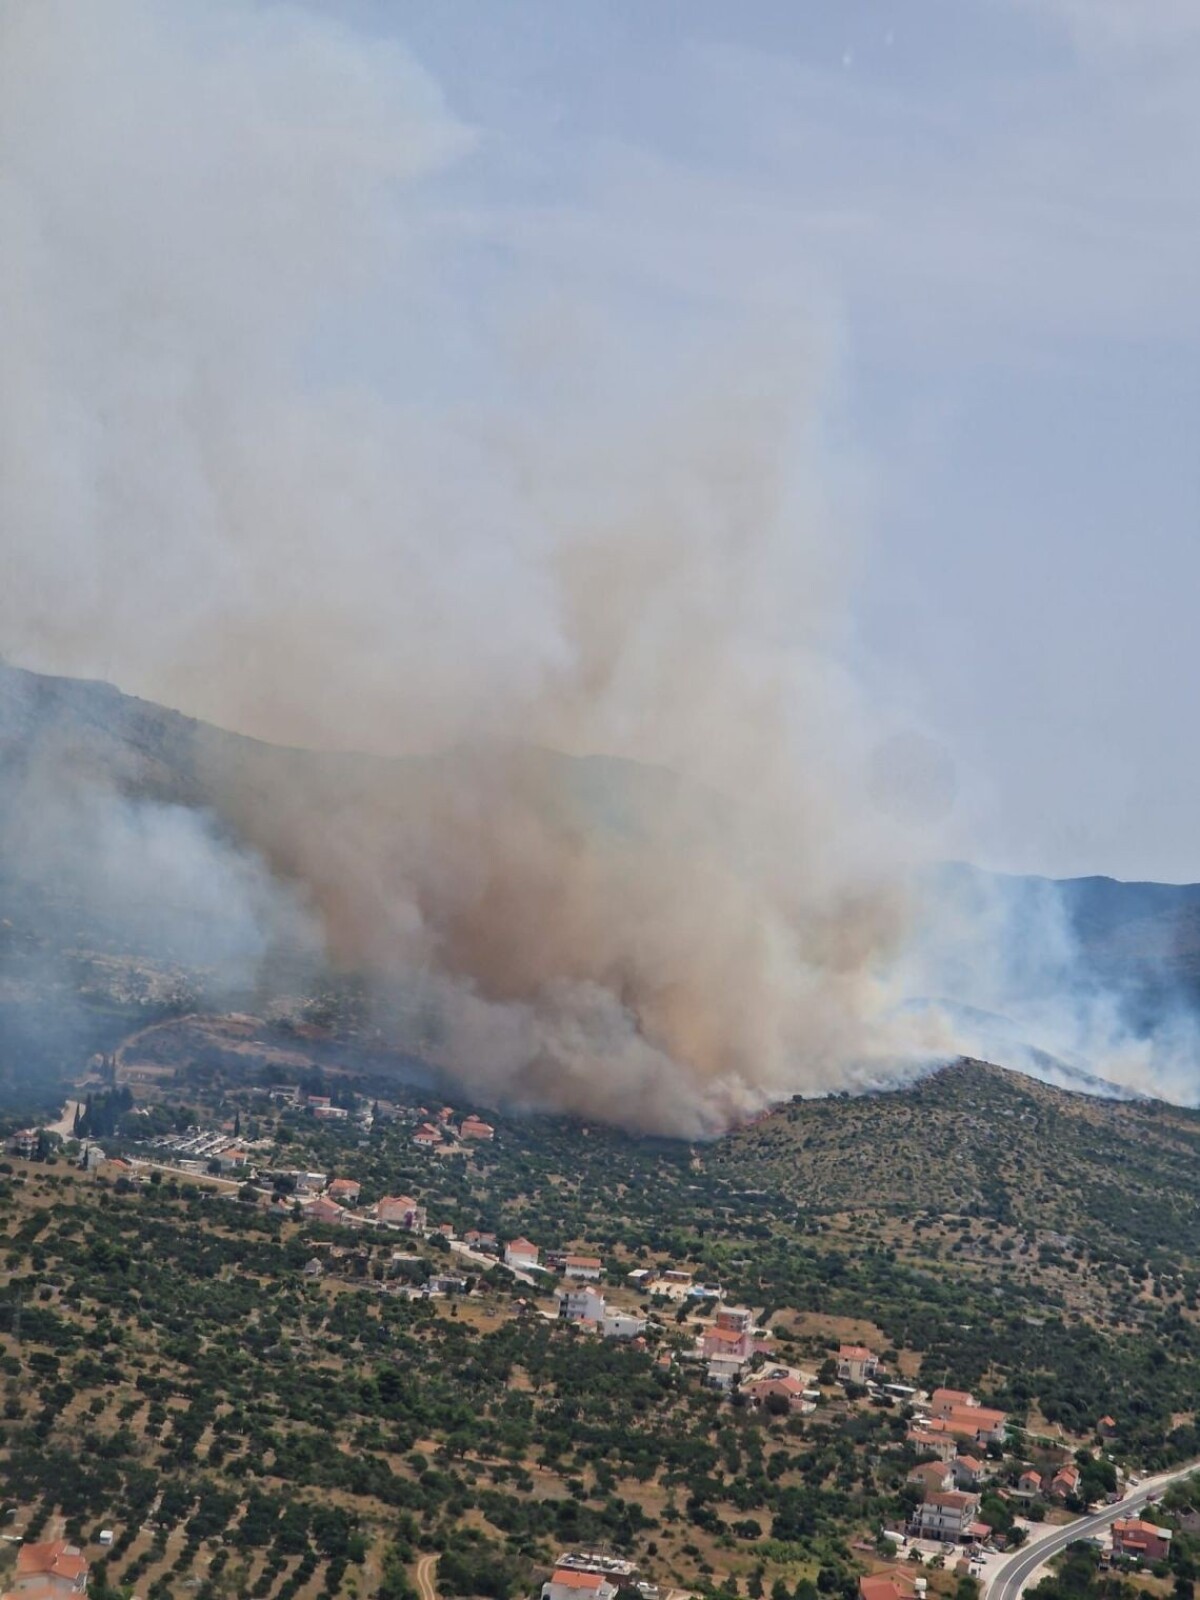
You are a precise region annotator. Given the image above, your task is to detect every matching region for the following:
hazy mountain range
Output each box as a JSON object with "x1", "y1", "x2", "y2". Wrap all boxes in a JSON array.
[{"x1": 3, "y1": 657, "x2": 1199, "y2": 1111}]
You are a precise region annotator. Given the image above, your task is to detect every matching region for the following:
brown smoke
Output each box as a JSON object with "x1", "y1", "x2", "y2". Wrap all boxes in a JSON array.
[{"x1": 0, "y1": 0, "x2": 929, "y2": 1133}]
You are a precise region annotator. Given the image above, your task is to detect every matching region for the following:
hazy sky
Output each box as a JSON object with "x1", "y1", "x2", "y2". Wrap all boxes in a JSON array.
[
  {"x1": 5, "y1": 1, "x2": 1198, "y2": 885},
  {"x1": 363, "y1": 0, "x2": 1199, "y2": 883}
]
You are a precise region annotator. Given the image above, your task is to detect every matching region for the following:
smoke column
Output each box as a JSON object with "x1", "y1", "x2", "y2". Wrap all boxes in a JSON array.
[{"x1": 3, "y1": 1, "x2": 1196, "y2": 1127}]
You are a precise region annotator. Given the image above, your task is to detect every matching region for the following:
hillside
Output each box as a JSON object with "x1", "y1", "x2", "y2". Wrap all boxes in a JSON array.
[
  {"x1": 1, "y1": 1050, "x2": 1198, "y2": 1600},
  {"x1": 5, "y1": 658, "x2": 1200, "y2": 1118},
  {"x1": 718, "y1": 1059, "x2": 1200, "y2": 1267}
]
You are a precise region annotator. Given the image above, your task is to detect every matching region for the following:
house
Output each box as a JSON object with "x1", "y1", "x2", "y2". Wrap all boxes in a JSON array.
[
  {"x1": 601, "y1": 1311, "x2": 647, "y2": 1340},
  {"x1": 463, "y1": 1229, "x2": 498, "y2": 1252},
  {"x1": 412, "y1": 1124, "x2": 443, "y2": 1148},
  {"x1": 837, "y1": 1344, "x2": 878, "y2": 1383},
  {"x1": 716, "y1": 1306, "x2": 755, "y2": 1334},
  {"x1": 427, "y1": 1274, "x2": 467, "y2": 1295},
  {"x1": 753, "y1": 1375, "x2": 809, "y2": 1412},
  {"x1": 1111, "y1": 1519, "x2": 1172, "y2": 1564},
  {"x1": 559, "y1": 1287, "x2": 606, "y2": 1324},
  {"x1": 290, "y1": 1170, "x2": 327, "y2": 1194},
  {"x1": 8, "y1": 1129, "x2": 39, "y2": 1159},
  {"x1": 954, "y1": 1456, "x2": 988, "y2": 1490},
  {"x1": 563, "y1": 1255, "x2": 603, "y2": 1280},
  {"x1": 702, "y1": 1325, "x2": 752, "y2": 1362},
  {"x1": 1046, "y1": 1464, "x2": 1080, "y2": 1502},
  {"x1": 541, "y1": 1571, "x2": 618, "y2": 1600},
  {"x1": 858, "y1": 1573, "x2": 916, "y2": 1600},
  {"x1": 931, "y1": 1388, "x2": 976, "y2": 1418},
  {"x1": 459, "y1": 1115, "x2": 494, "y2": 1140},
  {"x1": 1013, "y1": 1467, "x2": 1045, "y2": 1499},
  {"x1": 9, "y1": 1540, "x2": 90, "y2": 1594},
  {"x1": 378, "y1": 1195, "x2": 426, "y2": 1230},
  {"x1": 1097, "y1": 1415, "x2": 1118, "y2": 1439},
  {"x1": 326, "y1": 1178, "x2": 361, "y2": 1204},
  {"x1": 215, "y1": 1146, "x2": 247, "y2": 1171},
  {"x1": 908, "y1": 1461, "x2": 955, "y2": 1497},
  {"x1": 706, "y1": 1356, "x2": 744, "y2": 1390},
  {"x1": 505, "y1": 1237, "x2": 540, "y2": 1270},
  {"x1": 906, "y1": 1428, "x2": 957, "y2": 1463},
  {"x1": 937, "y1": 1405, "x2": 1008, "y2": 1448},
  {"x1": 305, "y1": 1196, "x2": 349, "y2": 1226},
  {"x1": 912, "y1": 1490, "x2": 980, "y2": 1543},
  {"x1": 313, "y1": 1104, "x2": 348, "y2": 1120},
  {"x1": 302, "y1": 1257, "x2": 324, "y2": 1277}
]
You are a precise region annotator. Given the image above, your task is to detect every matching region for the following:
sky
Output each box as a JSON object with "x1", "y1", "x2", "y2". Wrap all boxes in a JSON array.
[
  {"x1": 4, "y1": 0, "x2": 1199, "y2": 885},
  {"x1": 371, "y1": 0, "x2": 1200, "y2": 882}
]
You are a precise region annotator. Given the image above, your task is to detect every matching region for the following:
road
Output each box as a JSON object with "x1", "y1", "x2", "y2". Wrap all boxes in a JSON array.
[
  {"x1": 987, "y1": 1460, "x2": 1199, "y2": 1600},
  {"x1": 416, "y1": 1553, "x2": 439, "y2": 1600}
]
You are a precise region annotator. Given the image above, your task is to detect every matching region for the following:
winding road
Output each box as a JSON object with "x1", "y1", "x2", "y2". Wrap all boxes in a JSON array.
[{"x1": 987, "y1": 1460, "x2": 1199, "y2": 1600}]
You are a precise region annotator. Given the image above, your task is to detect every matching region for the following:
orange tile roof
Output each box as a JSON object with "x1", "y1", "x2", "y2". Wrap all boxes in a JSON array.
[
  {"x1": 859, "y1": 1573, "x2": 916, "y2": 1600},
  {"x1": 550, "y1": 1570, "x2": 607, "y2": 1590},
  {"x1": 17, "y1": 1542, "x2": 89, "y2": 1582}
]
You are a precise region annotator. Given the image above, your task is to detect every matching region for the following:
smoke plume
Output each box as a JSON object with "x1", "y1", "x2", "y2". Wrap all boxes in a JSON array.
[{"x1": 2, "y1": 1, "x2": 1196, "y2": 1128}]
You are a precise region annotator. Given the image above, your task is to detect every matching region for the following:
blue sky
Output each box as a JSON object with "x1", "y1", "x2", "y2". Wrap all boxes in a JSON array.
[{"x1": 371, "y1": 0, "x2": 1200, "y2": 880}]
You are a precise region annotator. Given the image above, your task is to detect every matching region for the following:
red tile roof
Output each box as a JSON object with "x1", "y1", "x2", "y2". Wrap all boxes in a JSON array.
[
  {"x1": 17, "y1": 1542, "x2": 89, "y2": 1582},
  {"x1": 550, "y1": 1570, "x2": 607, "y2": 1591},
  {"x1": 859, "y1": 1573, "x2": 915, "y2": 1600}
]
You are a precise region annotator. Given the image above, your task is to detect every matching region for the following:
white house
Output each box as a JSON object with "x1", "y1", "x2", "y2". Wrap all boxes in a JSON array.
[
  {"x1": 601, "y1": 1311, "x2": 646, "y2": 1340},
  {"x1": 505, "y1": 1237, "x2": 540, "y2": 1270},
  {"x1": 541, "y1": 1571, "x2": 617, "y2": 1600},
  {"x1": 559, "y1": 1287, "x2": 606, "y2": 1323},
  {"x1": 563, "y1": 1255, "x2": 603, "y2": 1280},
  {"x1": 837, "y1": 1344, "x2": 879, "y2": 1383},
  {"x1": 911, "y1": 1491, "x2": 980, "y2": 1543}
]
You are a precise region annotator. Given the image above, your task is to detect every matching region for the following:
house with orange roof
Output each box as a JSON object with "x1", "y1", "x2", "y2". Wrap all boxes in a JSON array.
[
  {"x1": 541, "y1": 1570, "x2": 618, "y2": 1600},
  {"x1": 1112, "y1": 1518, "x2": 1172, "y2": 1563},
  {"x1": 563, "y1": 1255, "x2": 603, "y2": 1280},
  {"x1": 305, "y1": 1195, "x2": 349, "y2": 1226},
  {"x1": 858, "y1": 1571, "x2": 916, "y2": 1600},
  {"x1": 931, "y1": 1388, "x2": 976, "y2": 1417},
  {"x1": 932, "y1": 1403, "x2": 1008, "y2": 1447},
  {"x1": 702, "y1": 1325, "x2": 752, "y2": 1362},
  {"x1": 912, "y1": 1490, "x2": 981, "y2": 1543},
  {"x1": 377, "y1": 1195, "x2": 426, "y2": 1230},
  {"x1": 906, "y1": 1427, "x2": 957, "y2": 1462},
  {"x1": 745, "y1": 1373, "x2": 812, "y2": 1413},
  {"x1": 505, "y1": 1237, "x2": 540, "y2": 1270},
  {"x1": 412, "y1": 1124, "x2": 443, "y2": 1148},
  {"x1": 908, "y1": 1460, "x2": 955, "y2": 1498},
  {"x1": 1047, "y1": 1464, "x2": 1080, "y2": 1502},
  {"x1": 459, "y1": 1115, "x2": 494, "y2": 1140},
  {"x1": 326, "y1": 1177, "x2": 361, "y2": 1204},
  {"x1": 9, "y1": 1540, "x2": 90, "y2": 1594},
  {"x1": 1014, "y1": 1467, "x2": 1045, "y2": 1498},
  {"x1": 837, "y1": 1344, "x2": 878, "y2": 1383},
  {"x1": 1097, "y1": 1415, "x2": 1117, "y2": 1439},
  {"x1": 954, "y1": 1455, "x2": 990, "y2": 1489}
]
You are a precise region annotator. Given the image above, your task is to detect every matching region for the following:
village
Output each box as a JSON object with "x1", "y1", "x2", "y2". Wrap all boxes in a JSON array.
[{"x1": 4, "y1": 1066, "x2": 1198, "y2": 1600}]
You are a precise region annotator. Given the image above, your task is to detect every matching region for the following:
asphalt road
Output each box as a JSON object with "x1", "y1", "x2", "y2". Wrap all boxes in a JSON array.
[{"x1": 988, "y1": 1461, "x2": 1200, "y2": 1600}]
